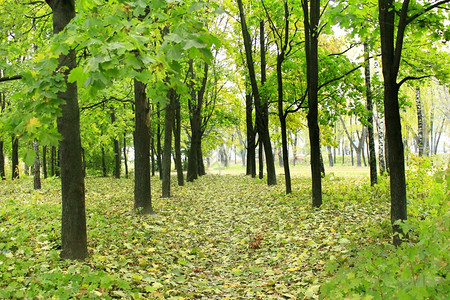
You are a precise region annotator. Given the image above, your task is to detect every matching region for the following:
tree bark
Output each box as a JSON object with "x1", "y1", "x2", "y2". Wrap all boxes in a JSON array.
[
  {"x1": 364, "y1": 43, "x2": 378, "y2": 186},
  {"x1": 162, "y1": 88, "x2": 176, "y2": 198},
  {"x1": 133, "y1": 78, "x2": 153, "y2": 214},
  {"x1": 245, "y1": 93, "x2": 256, "y2": 177},
  {"x1": 415, "y1": 87, "x2": 425, "y2": 157},
  {"x1": 237, "y1": 0, "x2": 276, "y2": 185},
  {"x1": 111, "y1": 111, "x2": 121, "y2": 179},
  {"x1": 33, "y1": 140, "x2": 42, "y2": 190},
  {"x1": 42, "y1": 146, "x2": 47, "y2": 179},
  {"x1": 173, "y1": 93, "x2": 184, "y2": 186},
  {"x1": 156, "y1": 102, "x2": 163, "y2": 179},
  {"x1": 0, "y1": 141, "x2": 5, "y2": 180},
  {"x1": 45, "y1": 0, "x2": 88, "y2": 260},
  {"x1": 303, "y1": 0, "x2": 322, "y2": 207},
  {"x1": 378, "y1": 0, "x2": 408, "y2": 246},
  {"x1": 187, "y1": 61, "x2": 208, "y2": 182},
  {"x1": 12, "y1": 137, "x2": 19, "y2": 180}
]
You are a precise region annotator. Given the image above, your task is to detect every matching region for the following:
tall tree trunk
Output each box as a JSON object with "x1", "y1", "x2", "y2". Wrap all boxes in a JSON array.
[
  {"x1": 259, "y1": 20, "x2": 266, "y2": 180},
  {"x1": 245, "y1": 93, "x2": 256, "y2": 177},
  {"x1": 46, "y1": 0, "x2": 87, "y2": 260},
  {"x1": 42, "y1": 146, "x2": 48, "y2": 179},
  {"x1": 415, "y1": 87, "x2": 425, "y2": 157},
  {"x1": 33, "y1": 140, "x2": 41, "y2": 190},
  {"x1": 151, "y1": 134, "x2": 156, "y2": 176},
  {"x1": 327, "y1": 145, "x2": 333, "y2": 167},
  {"x1": 12, "y1": 137, "x2": 19, "y2": 180},
  {"x1": 133, "y1": 78, "x2": 153, "y2": 214},
  {"x1": 0, "y1": 92, "x2": 4, "y2": 180},
  {"x1": 156, "y1": 102, "x2": 163, "y2": 180},
  {"x1": 237, "y1": 0, "x2": 276, "y2": 185},
  {"x1": 111, "y1": 111, "x2": 121, "y2": 179},
  {"x1": 187, "y1": 61, "x2": 208, "y2": 182},
  {"x1": 173, "y1": 93, "x2": 184, "y2": 186},
  {"x1": 162, "y1": 88, "x2": 176, "y2": 198},
  {"x1": 123, "y1": 133, "x2": 129, "y2": 178},
  {"x1": 0, "y1": 141, "x2": 5, "y2": 180},
  {"x1": 379, "y1": 0, "x2": 408, "y2": 246},
  {"x1": 365, "y1": 43, "x2": 377, "y2": 185},
  {"x1": 303, "y1": 0, "x2": 322, "y2": 207},
  {"x1": 197, "y1": 142, "x2": 206, "y2": 176}
]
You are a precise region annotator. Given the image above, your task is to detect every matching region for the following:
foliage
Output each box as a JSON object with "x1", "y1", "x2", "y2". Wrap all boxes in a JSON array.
[{"x1": 321, "y1": 159, "x2": 449, "y2": 299}]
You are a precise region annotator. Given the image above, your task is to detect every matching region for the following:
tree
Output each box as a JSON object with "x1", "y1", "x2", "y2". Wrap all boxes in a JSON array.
[
  {"x1": 378, "y1": 0, "x2": 449, "y2": 246},
  {"x1": 364, "y1": 42, "x2": 378, "y2": 186},
  {"x1": 45, "y1": 0, "x2": 87, "y2": 260},
  {"x1": 302, "y1": 0, "x2": 322, "y2": 207},
  {"x1": 236, "y1": 0, "x2": 277, "y2": 186}
]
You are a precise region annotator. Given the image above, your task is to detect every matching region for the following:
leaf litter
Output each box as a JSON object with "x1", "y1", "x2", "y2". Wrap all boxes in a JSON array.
[{"x1": 0, "y1": 174, "x2": 393, "y2": 299}]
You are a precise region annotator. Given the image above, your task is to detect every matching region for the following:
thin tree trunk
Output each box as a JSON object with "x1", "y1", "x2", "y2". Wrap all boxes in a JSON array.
[
  {"x1": 245, "y1": 93, "x2": 256, "y2": 177},
  {"x1": 162, "y1": 88, "x2": 176, "y2": 198},
  {"x1": 123, "y1": 133, "x2": 128, "y2": 178},
  {"x1": 51, "y1": 146, "x2": 56, "y2": 176},
  {"x1": 365, "y1": 42, "x2": 377, "y2": 185},
  {"x1": 237, "y1": 0, "x2": 276, "y2": 185},
  {"x1": 42, "y1": 145, "x2": 47, "y2": 179},
  {"x1": 415, "y1": 87, "x2": 425, "y2": 157},
  {"x1": 111, "y1": 111, "x2": 121, "y2": 179},
  {"x1": 33, "y1": 140, "x2": 41, "y2": 190},
  {"x1": 0, "y1": 141, "x2": 4, "y2": 180},
  {"x1": 173, "y1": 93, "x2": 184, "y2": 186},
  {"x1": 327, "y1": 145, "x2": 333, "y2": 167},
  {"x1": 12, "y1": 137, "x2": 19, "y2": 180},
  {"x1": 156, "y1": 102, "x2": 163, "y2": 180}
]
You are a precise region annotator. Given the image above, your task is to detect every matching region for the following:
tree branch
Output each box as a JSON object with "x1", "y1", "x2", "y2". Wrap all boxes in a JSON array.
[
  {"x1": 407, "y1": 0, "x2": 450, "y2": 25},
  {"x1": 398, "y1": 75, "x2": 433, "y2": 88},
  {"x1": 318, "y1": 65, "x2": 362, "y2": 91},
  {"x1": 0, "y1": 75, "x2": 23, "y2": 83}
]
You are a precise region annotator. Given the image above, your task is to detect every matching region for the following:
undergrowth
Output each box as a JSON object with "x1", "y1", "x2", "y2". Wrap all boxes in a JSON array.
[{"x1": 0, "y1": 159, "x2": 448, "y2": 299}]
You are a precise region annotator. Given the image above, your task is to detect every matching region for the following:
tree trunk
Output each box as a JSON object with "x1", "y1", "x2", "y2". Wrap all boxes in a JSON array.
[
  {"x1": 327, "y1": 145, "x2": 333, "y2": 167},
  {"x1": 379, "y1": 0, "x2": 408, "y2": 246},
  {"x1": 11, "y1": 137, "x2": 19, "y2": 179},
  {"x1": 42, "y1": 146, "x2": 48, "y2": 179},
  {"x1": 133, "y1": 78, "x2": 153, "y2": 214},
  {"x1": 110, "y1": 111, "x2": 121, "y2": 179},
  {"x1": 259, "y1": 20, "x2": 266, "y2": 180},
  {"x1": 33, "y1": 140, "x2": 41, "y2": 190},
  {"x1": 237, "y1": 0, "x2": 276, "y2": 185},
  {"x1": 101, "y1": 147, "x2": 107, "y2": 177},
  {"x1": 245, "y1": 93, "x2": 256, "y2": 177},
  {"x1": 364, "y1": 43, "x2": 377, "y2": 185},
  {"x1": 46, "y1": 0, "x2": 88, "y2": 260},
  {"x1": 162, "y1": 88, "x2": 176, "y2": 198},
  {"x1": 187, "y1": 61, "x2": 208, "y2": 182},
  {"x1": 156, "y1": 102, "x2": 163, "y2": 180},
  {"x1": 173, "y1": 93, "x2": 184, "y2": 186},
  {"x1": 303, "y1": 0, "x2": 322, "y2": 207},
  {"x1": 0, "y1": 141, "x2": 5, "y2": 180},
  {"x1": 123, "y1": 133, "x2": 129, "y2": 178},
  {"x1": 415, "y1": 87, "x2": 425, "y2": 157},
  {"x1": 197, "y1": 143, "x2": 206, "y2": 176}
]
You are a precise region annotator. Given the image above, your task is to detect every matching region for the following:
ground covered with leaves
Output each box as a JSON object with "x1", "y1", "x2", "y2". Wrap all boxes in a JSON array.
[{"x1": 0, "y1": 161, "x2": 448, "y2": 299}]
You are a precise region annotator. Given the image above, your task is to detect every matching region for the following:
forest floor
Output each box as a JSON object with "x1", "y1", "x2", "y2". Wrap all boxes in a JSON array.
[{"x1": 0, "y1": 163, "x2": 448, "y2": 299}]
